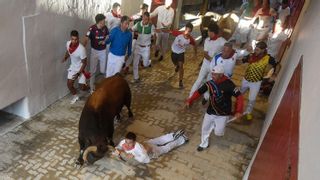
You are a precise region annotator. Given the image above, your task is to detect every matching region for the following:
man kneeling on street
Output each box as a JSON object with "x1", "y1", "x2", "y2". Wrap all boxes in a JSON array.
[
  {"x1": 185, "y1": 65, "x2": 244, "y2": 151},
  {"x1": 113, "y1": 130, "x2": 188, "y2": 163}
]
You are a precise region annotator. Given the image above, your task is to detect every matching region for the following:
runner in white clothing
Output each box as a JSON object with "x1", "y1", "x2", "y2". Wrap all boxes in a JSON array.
[
  {"x1": 114, "y1": 131, "x2": 188, "y2": 163},
  {"x1": 123, "y1": 3, "x2": 150, "y2": 73},
  {"x1": 106, "y1": 3, "x2": 122, "y2": 31},
  {"x1": 131, "y1": 12, "x2": 155, "y2": 83},
  {"x1": 62, "y1": 30, "x2": 89, "y2": 104},
  {"x1": 189, "y1": 22, "x2": 226, "y2": 100},
  {"x1": 151, "y1": 0, "x2": 175, "y2": 61},
  {"x1": 170, "y1": 22, "x2": 197, "y2": 88},
  {"x1": 210, "y1": 42, "x2": 238, "y2": 78}
]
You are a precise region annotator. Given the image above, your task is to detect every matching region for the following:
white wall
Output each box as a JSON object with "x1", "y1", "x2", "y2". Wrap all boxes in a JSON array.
[
  {"x1": 1, "y1": 0, "x2": 120, "y2": 118},
  {"x1": 244, "y1": 0, "x2": 320, "y2": 179},
  {"x1": 121, "y1": 0, "x2": 143, "y2": 16}
]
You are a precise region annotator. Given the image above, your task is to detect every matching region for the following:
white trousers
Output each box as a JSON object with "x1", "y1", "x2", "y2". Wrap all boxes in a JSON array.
[
  {"x1": 189, "y1": 59, "x2": 211, "y2": 99},
  {"x1": 156, "y1": 32, "x2": 169, "y2": 56},
  {"x1": 146, "y1": 133, "x2": 185, "y2": 158},
  {"x1": 106, "y1": 52, "x2": 125, "y2": 78},
  {"x1": 240, "y1": 78, "x2": 262, "y2": 114},
  {"x1": 133, "y1": 45, "x2": 151, "y2": 80},
  {"x1": 199, "y1": 113, "x2": 228, "y2": 148},
  {"x1": 90, "y1": 48, "x2": 107, "y2": 89}
]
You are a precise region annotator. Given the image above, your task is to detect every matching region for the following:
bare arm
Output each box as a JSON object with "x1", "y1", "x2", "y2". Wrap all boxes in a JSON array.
[
  {"x1": 82, "y1": 36, "x2": 89, "y2": 47},
  {"x1": 204, "y1": 51, "x2": 212, "y2": 61},
  {"x1": 61, "y1": 51, "x2": 69, "y2": 63}
]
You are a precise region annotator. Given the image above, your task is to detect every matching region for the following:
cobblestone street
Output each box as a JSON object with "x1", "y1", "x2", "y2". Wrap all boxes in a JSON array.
[{"x1": 0, "y1": 47, "x2": 268, "y2": 180}]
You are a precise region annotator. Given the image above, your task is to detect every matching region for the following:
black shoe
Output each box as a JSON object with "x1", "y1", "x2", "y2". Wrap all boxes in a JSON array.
[
  {"x1": 159, "y1": 56, "x2": 163, "y2": 61},
  {"x1": 182, "y1": 134, "x2": 189, "y2": 144},
  {"x1": 197, "y1": 145, "x2": 209, "y2": 152},
  {"x1": 175, "y1": 65, "x2": 179, "y2": 72},
  {"x1": 179, "y1": 81, "x2": 184, "y2": 88},
  {"x1": 201, "y1": 98, "x2": 208, "y2": 105},
  {"x1": 155, "y1": 50, "x2": 159, "y2": 57}
]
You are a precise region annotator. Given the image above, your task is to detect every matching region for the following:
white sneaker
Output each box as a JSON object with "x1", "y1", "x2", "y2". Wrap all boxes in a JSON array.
[
  {"x1": 173, "y1": 129, "x2": 185, "y2": 140},
  {"x1": 90, "y1": 89, "x2": 95, "y2": 95},
  {"x1": 70, "y1": 95, "x2": 79, "y2": 104}
]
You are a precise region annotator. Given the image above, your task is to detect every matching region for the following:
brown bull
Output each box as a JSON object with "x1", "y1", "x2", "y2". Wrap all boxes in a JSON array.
[{"x1": 76, "y1": 74, "x2": 133, "y2": 166}]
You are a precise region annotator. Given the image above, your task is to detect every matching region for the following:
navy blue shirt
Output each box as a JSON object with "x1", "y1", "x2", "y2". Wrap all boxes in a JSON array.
[
  {"x1": 106, "y1": 26, "x2": 132, "y2": 56},
  {"x1": 86, "y1": 25, "x2": 109, "y2": 50}
]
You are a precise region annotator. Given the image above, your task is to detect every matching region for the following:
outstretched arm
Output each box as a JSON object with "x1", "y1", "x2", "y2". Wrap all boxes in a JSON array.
[{"x1": 185, "y1": 84, "x2": 208, "y2": 108}]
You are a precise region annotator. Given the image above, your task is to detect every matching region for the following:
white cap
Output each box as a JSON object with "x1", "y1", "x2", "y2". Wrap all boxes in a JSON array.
[{"x1": 211, "y1": 65, "x2": 224, "y2": 74}]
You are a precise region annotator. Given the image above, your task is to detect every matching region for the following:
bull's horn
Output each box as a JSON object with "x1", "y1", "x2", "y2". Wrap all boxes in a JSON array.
[{"x1": 83, "y1": 146, "x2": 97, "y2": 162}]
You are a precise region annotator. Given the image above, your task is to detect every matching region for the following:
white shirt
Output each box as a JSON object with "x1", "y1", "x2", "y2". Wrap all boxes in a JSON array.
[
  {"x1": 66, "y1": 41, "x2": 86, "y2": 71},
  {"x1": 278, "y1": 6, "x2": 290, "y2": 26},
  {"x1": 106, "y1": 12, "x2": 121, "y2": 30},
  {"x1": 171, "y1": 34, "x2": 193, "y2": 54},
  {"x1": 210, "y1": 52, "x2": 238, "y2": 78},
  {"x1": 267, "y1": 31, "x2": 288, "y2": 58},
  {"x1": 117, "y1": 139, "x2": 150, "y2": 163},
  {"x1": 254, "y1": 8, "x2": 276, "y2": 29},
  {"x1": 150, "y1": 5, "x2": 174, "y2": 29},
  {"x1": 203, "y1": 37, "x2": 226, "y2": 61},
  {"x1": 132, "y1": 22, "x2": 155, "y2": 46}
]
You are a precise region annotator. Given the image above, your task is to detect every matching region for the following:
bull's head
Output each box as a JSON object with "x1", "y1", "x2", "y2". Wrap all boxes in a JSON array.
[{"x1": 76, "y1": 141, "x2": 109, "y2": 166}]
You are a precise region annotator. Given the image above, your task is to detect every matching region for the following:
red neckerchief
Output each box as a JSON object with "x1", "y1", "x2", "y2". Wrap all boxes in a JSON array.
[
  {"x1": 259, "y1": 7, "x2": 271, "y2": 16},
  {"x1": 122, "y1": 142, "x2": 135, "y2": 151},
  {"x1": 112, "y1": 10, "x2": 121, "y2": 18},
  {"x1": 248, "y1": 53, "x2": 265, "y2": 63},
  {"x1": 210, "y1": 35, "x2": 219, "y2": 41},
  {"x1": 68, "y1": 42, "x2": 79, "y2": 54},
  {"x1": 215, "y1": 75, "x2": 229, "y2": 84}
]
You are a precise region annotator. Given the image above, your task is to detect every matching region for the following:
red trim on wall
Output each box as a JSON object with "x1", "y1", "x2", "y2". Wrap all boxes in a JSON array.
[{"x1": 249, "y1": 58, "x2": 302, "y2": 180}]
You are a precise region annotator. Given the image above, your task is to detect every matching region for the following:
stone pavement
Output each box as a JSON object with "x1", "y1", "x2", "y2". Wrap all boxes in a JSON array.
[{"x1": 0, "y1": 46, "x2": 269, "y2": 180}]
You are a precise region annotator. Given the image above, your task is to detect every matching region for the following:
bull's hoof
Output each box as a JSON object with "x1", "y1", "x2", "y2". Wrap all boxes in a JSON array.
[
  {"x1": 109, "y1": 140, "x2": 115, "y2": 147},
  {"x1": 128, "y1": 111, "x2": 133, "y2": 119},
  {"x1": 75, "y1": 158, "x2": 84, "y2": 168}
]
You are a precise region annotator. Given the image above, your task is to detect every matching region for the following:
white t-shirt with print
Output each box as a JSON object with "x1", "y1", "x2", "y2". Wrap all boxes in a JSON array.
[
  {"x1": 210, "y1": 52, "x2": 238, "y2": 78},
  {"x1": 66, "y1": 41, "x2": 86, "y2": 71},
  {"x1": 171, "y1": 34, "x2": 192, "y2": 54}
]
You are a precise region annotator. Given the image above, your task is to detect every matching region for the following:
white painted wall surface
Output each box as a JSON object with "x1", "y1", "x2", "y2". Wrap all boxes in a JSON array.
[
  {"x1": 1, "y1": 0, "x2": 121, "y2": 118},
  {"x1": 244, "y1": 0, "x2": 320, "y2": 179}
]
